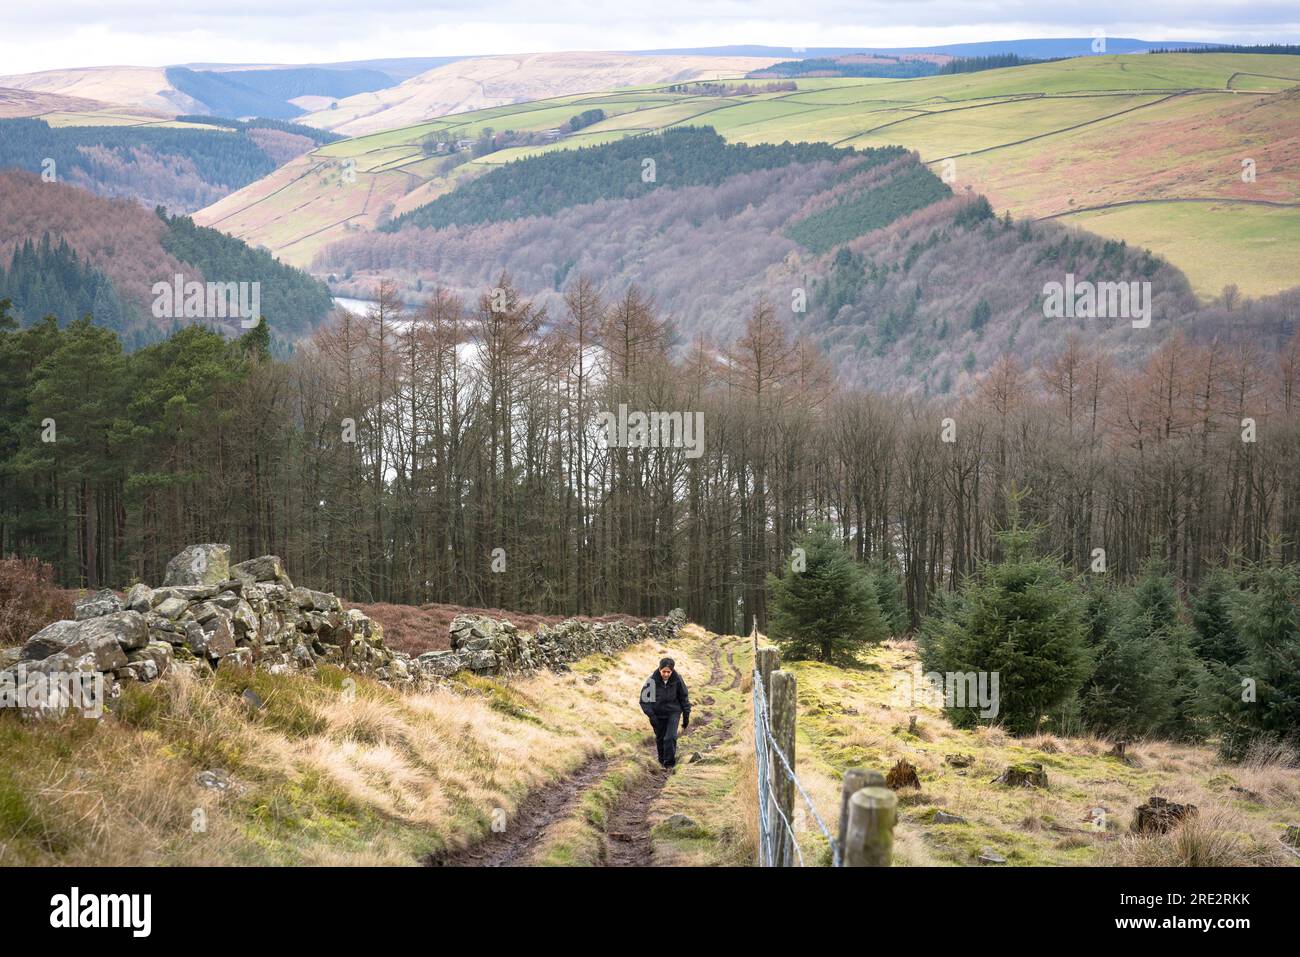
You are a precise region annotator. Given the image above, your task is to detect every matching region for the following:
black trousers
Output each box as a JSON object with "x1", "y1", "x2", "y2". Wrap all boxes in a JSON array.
[{"x1": 651, "y1": 712, "x2": 681, "y2": 767}]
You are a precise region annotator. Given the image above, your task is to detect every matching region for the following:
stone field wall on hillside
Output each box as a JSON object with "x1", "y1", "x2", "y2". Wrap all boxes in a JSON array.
[{"x1": 0, "y1": 544, "x2": 685, "y2": 716}]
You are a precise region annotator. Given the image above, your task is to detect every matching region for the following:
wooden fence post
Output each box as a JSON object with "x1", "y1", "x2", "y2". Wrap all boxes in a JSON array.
[
  {"x1": 755, "y1": 646, "x2": 781, "y2": 699},
  {"x1": 843, "y1": 786, "x2": 897, "y2": 867},
  {"x1": 767, "y1": 669, "x2": 797, "y2": 867},
  {"x1": 838, "y1": 768, "x2": 885, "y2": 854}
]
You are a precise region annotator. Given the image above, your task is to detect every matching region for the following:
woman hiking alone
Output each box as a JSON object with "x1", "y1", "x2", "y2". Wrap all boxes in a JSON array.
[{"x1": 640, "y1": 657, "x2": 691, "y2": 769}]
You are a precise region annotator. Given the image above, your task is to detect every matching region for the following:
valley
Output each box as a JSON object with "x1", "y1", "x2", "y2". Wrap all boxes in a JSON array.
[
  {"x1": 2, "y1": 18, "x2": 1300, "y2": 890},
  {"x1": 196, "y1": 52, "x2": 1300, "y2": 301}
]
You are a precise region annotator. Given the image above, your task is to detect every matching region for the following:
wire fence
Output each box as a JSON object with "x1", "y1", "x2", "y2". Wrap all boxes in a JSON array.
[{"x1": 751, "y1": 632, "x2": 841, "y2": 867}]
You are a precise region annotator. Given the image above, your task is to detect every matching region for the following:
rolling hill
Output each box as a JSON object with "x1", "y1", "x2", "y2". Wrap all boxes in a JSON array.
[
  {"x1": 0, "y1": 85, "x2": 107, "y2": 118},
  {"x1": 633, "y1": 39, "x2": 1218, "y2": 58},
  {"x1": 0, "y1": 115, "x2": 340, "y2": 213},
  {"x1": 311, "y1": 126, "x2": 1276, "y2": 395},
  {"x1": 297, "y1": 51, "x2": 785, "y2": 136},
  {"x1": 0, "y1": 170, "x2": 333, "y2": 347},
  {"x1": 196, "y1": 52, "x2": 1300, "y2": 299},
  {"x1": 0, "y1": 66, "x2": 204, "y2": 115},
  {"x1": 0, "y1": 61, "x2": 408, "y2": 122}
]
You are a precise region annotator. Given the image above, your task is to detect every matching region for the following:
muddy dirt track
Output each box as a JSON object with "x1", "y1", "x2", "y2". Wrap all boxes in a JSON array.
[{"x1": 429, "y1": 632, "x2": 743, "y2": 867}]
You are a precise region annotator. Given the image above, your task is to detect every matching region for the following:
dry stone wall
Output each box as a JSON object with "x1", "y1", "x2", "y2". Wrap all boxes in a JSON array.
[
  {"x1": 1, "y1": 544, "x2": 686, "y2": 716},
  {"x1": 414, "y1": 610, "x2": 686, "y2": 677}
]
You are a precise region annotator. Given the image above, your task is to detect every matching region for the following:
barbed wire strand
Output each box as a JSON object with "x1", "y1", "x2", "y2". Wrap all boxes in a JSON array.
[{"x1": 752, "y1": 662, "x2": 841, "y2": 867}]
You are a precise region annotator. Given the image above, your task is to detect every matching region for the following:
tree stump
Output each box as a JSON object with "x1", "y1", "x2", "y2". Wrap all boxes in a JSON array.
[
  {"x1": 1130, "y1": 796, "x2": 1197, "y2": 835},
  {"x1": 885, "y1": 758, "x2": 920, "y2": 790},
  {"x1": 994, "y1": 761, "x2": 1048, "y2": 789}
]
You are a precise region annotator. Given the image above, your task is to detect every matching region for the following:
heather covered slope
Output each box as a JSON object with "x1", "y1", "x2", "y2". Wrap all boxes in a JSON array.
[
  {"x1": 0, "y1": 62, "x2": 406, "y2": 123},
  {"x1": 0, "y1": 85, "x2": 107, "y2": 118},
  {"x1": 0, "y1": 66, "x2": 203, "y2": 115}
]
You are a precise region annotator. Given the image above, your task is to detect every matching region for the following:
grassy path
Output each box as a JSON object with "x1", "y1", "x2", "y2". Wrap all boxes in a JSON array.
[{"x1": 434, "y1": 625, "x2": 755, "y2": 867}]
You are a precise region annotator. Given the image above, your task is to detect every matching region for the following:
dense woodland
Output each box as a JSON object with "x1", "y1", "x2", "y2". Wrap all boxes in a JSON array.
[
  {"x1": 6, "y1": 273, "x2": 1300, "y2": 748},
  {"x1": 785, "y1": 161, "x2": 952, "y2": 253},
  {"x1": 174, "y1": 115, "x2": 343, "y2": 145},
  {"x1": 176, "y1": 116, "x2": 340, "y2": 165},
  {"x1": 0, "y1": 234, "x2": 133, "y2": 335},
  {"x1": 5, "y1": 273, "x2": 1300, "y2": 619},
  {"x1": 158, "y1": 210, "x2": 334, "y2": 342},
  {"x1": 748, "y1": 55, "x2": 940, "y2": 79},
  {"x1": 1152, "y1": 44, "x2": 1300, "y2": 55},
  {"x1": 0, "y1": 118, "x2": 286, "y2": 212},
  {"x1": 937, "y1": 53, "x2": 1045, "y2": 74},
  {"x1": 0, "y1": 171, "x2": 334, "y2": 346},
  {"x1": 564, "y1": 108, "x2": 606, "y2": 132},
  {"x1": 323, "y1": 138, "x2": 1296, "y2": 396},
  {"x1": 384, "y1": 127, "x2": 882, "y2": 232},
  {"x1": 170, "y1": 66, "x2": 394, "y2": 114},
  {"x1": 165, "y1": 68, "x2": 302, "y2": 119}
]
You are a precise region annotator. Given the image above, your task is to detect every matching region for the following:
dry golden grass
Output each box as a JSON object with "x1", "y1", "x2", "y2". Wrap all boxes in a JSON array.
[
  {"x1": 6, "y1": 619, "x2": 1297, "y2": 869},
  {"x1": 0, "y1": 654, "x2": 622, "y2": 865},
  {"x1": 488, "y1": 625, "x2": 756, "y2": 866},
  {"x1": 1106, "y1": 804, "x2": 1288, "y2": 867},
  {"x1": 779, "y1": 642, "x2": 1300, "y2": 867},
  {"x1": 0, "y1": 618, "x2": 717, "y2": 867}
]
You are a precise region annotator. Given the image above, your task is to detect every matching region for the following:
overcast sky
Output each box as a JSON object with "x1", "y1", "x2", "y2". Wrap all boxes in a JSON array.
[{"x1": 1, "y1": 1, "x2": 1297, "y2": 74}]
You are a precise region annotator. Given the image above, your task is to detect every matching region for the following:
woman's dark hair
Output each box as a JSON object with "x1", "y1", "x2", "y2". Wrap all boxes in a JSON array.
[{"x1": 659, "y1": 657, "x2": 675, "y2": 669}]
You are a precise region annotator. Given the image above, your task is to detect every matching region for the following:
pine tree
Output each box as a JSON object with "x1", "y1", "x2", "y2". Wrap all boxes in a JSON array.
[
  {"x1": 866, "y1": 558, "x2": 908, "y2": 635},
  {"x1": 1207, "y1": 561, "x2": 1300, "y2": 758},
  {"x1": 238, "y1": 318, "x2": 271, "y2": 362},
  {"x1": 922, "y1": 498, "x2": 1089, "y2": 734},
  {"x1": 19, "y1": 317, "x2": 128, "y2": 584},
  {"x1": 1191, "y1": 566, "x2": 1246, "y2": 665},
  {"x1": 1080, "y1": 558, "x2": 1207, "y2": 741},
  {"x1": 1080, "y1": 613, "x2": 1166, "y2": 739},
  {"x1": 766, "y1": 523, "x2": 885, "y2": 663},
  {"x1": 1081, "y1": 575, "x2": 1120, "y2": 646},
  {"x1": 1135, "y1": 558, "x2": 1206, "y2": 740}
]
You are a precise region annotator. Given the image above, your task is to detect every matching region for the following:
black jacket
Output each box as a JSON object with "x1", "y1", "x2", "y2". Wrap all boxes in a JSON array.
[{"x1": 640, "y1": 670, "x2": 691, "y2": 719}]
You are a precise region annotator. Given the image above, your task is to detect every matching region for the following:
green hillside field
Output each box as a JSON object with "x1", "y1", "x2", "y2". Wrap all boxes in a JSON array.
[{"x1": 193, "y1": 52, "x2": 1300, "y2": 297}]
